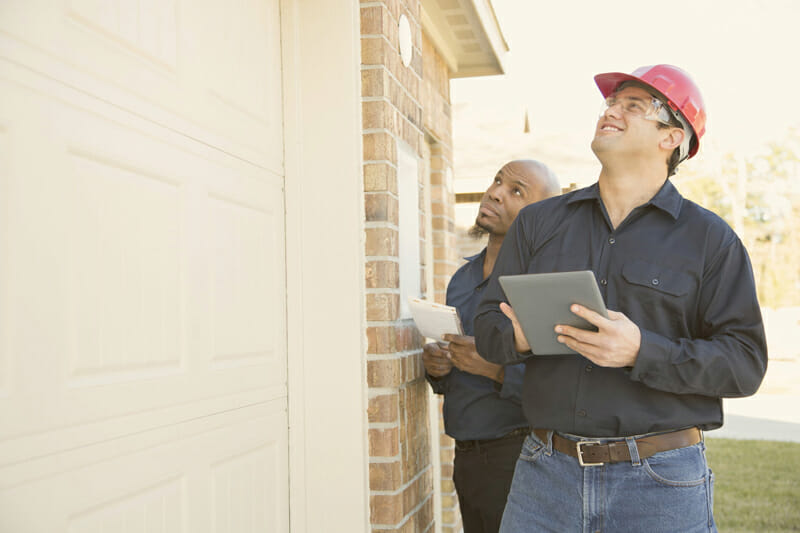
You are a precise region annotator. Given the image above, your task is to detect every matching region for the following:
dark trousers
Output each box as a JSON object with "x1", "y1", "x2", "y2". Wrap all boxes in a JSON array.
[{"x1": 453, "y1": 432, "x2": 527, "y2": 533}]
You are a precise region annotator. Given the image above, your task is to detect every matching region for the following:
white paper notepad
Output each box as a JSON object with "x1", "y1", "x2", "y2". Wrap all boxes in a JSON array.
[{"x1": 408, "y1": 298, "x2": 464, "y2": 343}]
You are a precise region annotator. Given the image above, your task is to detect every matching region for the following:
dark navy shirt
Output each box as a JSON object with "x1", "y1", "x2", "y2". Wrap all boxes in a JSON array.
[
  {"x1": 426, "y1": 249, "x2": 528, "y2": 441},
  {"x1": 475, "y1": 181, "x2": 768, "y2": 438}
]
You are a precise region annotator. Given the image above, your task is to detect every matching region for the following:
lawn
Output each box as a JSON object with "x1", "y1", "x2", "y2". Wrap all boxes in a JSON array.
[{"x1": 706, "y1": 438, "x2": 800, "y2": 532}]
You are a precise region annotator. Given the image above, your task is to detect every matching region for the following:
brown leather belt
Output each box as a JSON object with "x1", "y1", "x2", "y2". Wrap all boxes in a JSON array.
[{"x1": 533, "y1": 427, "x2": 701, "y2": 467}]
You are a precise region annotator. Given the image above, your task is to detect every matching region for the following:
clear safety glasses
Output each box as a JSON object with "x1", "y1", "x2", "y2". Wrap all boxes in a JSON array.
[{"x1": 599, "y1": 95, "x2": 677, "y2": 126}]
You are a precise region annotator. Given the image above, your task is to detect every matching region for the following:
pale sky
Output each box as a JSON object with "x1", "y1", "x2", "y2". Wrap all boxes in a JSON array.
[{"x1": 452, "y1": 0, "x2": 800, "y2": 188}]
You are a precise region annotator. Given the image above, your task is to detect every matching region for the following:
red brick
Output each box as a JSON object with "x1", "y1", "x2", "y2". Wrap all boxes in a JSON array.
[
  {"x1": 366, "y1": 293, "x2": 399, "y2": 321},
  {"x1": 362, "y1": 68, "x2": 386, "y2": 98},
  {"x1": 364, "y1": 131, "x2": 396, "y2": 161},
  {"x1": 365, "y1": 193, "x2": 399, "y2": 224},
  {"x1": 370, "y1": 492, "x2": 404, "y2": 525},
  {"x1": 368, "y1": 393, "x2": 399, "y2": 423},
  {"x1": 366, "y1": 260, "x2": 399, "y2": 289},
  {"x1": 367, "y1": 358, "x2": 402, "y2": 388},
  {"x1": 369, "y1": 427, "x2": 399, "y2": 457},
  {"x1": 360, "y1": 5, "x2": 383, "y2": 35},
  {"x1": 365, "y1": 227, "x2": 398, "y2": 257},
  {"x1": 399, "y1": 381, "x2": 430, "y2": 481},
  {"x1": 370, "y1": 460, "x2": 402, "y2": 491},
  {"x1": 364, "y1": 162, "x2": 397, "y2": 193},
  {"x1": 394, "y1": 325, "x2": 417, "y2": 352},
  {"x1": 361, "y1": 35, "x2": 387, "y2": 65}
]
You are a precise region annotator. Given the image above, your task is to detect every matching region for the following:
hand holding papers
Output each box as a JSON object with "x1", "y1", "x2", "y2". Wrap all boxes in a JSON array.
[{"x1": 408, "y1": 298, "x2": 464, "y2": 343}]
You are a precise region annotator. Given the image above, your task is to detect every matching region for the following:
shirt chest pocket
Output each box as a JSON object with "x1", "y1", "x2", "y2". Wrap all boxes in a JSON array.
[{"x1": 621, "y1": 259, "x2": 694, "y2": 297}]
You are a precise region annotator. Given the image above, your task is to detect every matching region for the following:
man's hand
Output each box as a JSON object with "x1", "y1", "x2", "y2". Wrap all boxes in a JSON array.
[
  {"x1": 422, "y1": 342, "x2": 453, "y2": 378},
  {"x1": 500, "y1": 302, "x2": 532, "y2": 353},
  {"x1": 442, "y1": 334, "x2": 505, "y2": 383},
  {"x1": 555, "y1": 305, "x2": 641, "y2": 367}
]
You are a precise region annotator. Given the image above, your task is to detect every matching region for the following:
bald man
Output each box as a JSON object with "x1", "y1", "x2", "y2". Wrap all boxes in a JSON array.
[{"x1": 423, "y1": 160, "x2": 560, "y2": 533}]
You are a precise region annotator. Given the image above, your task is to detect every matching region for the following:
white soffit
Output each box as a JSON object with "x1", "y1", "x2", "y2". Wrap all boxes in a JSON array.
[{"x1": 420, "y1": 0, "x2": 509, "y2": 78}]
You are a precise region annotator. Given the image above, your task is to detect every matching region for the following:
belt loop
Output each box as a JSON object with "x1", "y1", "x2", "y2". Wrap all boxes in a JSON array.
[
  {"x1": 626, "y1": 436, "x2": 641, "y2": 466},
  {"x1": 545, "y1": 430, "x2": 554, "y2": 456}
]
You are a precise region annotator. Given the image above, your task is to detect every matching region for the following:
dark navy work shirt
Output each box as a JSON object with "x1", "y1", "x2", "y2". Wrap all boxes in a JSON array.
[
  {"x1": 474, "y1": 181, "x2": 768, "y2": 437},
  {"x1": 426, "y1": 249, "x2": 528, "y2": 441}
]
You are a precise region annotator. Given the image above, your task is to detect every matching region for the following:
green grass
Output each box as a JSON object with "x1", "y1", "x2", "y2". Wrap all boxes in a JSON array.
[{"x1": 706, "y1": 438, "x2": 800, "y2": 532}]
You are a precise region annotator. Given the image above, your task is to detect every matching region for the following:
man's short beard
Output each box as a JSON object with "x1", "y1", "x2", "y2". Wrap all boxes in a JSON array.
[{"x1": 468, "y1": 222, "x2": 489, "y2": 239}]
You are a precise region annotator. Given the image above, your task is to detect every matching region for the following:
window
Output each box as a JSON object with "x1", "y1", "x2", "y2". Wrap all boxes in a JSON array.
[{"x1": 397, "y1": 141, "x2": 420, "y2": 319}]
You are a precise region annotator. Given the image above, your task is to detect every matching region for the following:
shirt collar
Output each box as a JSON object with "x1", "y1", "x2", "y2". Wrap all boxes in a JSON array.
[
  {"x1": 566, "y1": 181, "x2": 683, "y2": 220},
  {"x1": 462, "y1": 248, "x2": 488, "y2": 288},
  {"x1": 463, "y1": 248, "x2": 486, "y2": 264}
]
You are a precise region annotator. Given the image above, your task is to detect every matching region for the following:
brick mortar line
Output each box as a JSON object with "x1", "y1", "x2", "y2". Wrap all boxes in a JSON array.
[
  {"x1": 365, "y1": 190, "x2": 400, "y2": 200},
  {"x1": 359, "y1": 1, "x2": 423, "y2": 29},
  {"x1": 360, "y1": 62, "x2": 424, "y2": 108},
  {"x1": 363, "y1": 114, "x2": 426, "y2": 142},
  {"x1": 361, "y1": 34, "x2": 423, "y2": 59},
  {"x1": 360, "y1": 55, "x2": 424, "y2": 86},
  {"x1": 369, "y1": 464, "x2": 431, "y2": 497},
  {"x1": 364, "y1": 221, "x2": 399, "y2": 230},
  {"x1": 369, "y1": 421, "x2": 400, "y2": 430},
  {"x1": 368, "y1": 387, "x2": 403, "y2": 397},
  {"x1": 364, "y1": 113, "x2": 426, "y2": 139},
  {"x1": 366, "y1": 319, "x2": 415, "y2": 326},
  {"x1": 363, "y1": 158, "x2": 398, "y2": 168},
  {"x1": 371, "y1": 493, "x2": 435, "y2": 529},
  {"x1": 366, "y1": 350, "x2": 423, "y2": 361},
  {"x1": 369, "y1": 455, "x2": 402, "y2": 464}
]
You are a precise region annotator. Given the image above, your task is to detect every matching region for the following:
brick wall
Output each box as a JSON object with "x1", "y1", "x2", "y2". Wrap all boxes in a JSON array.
[
  {"x1": 361, "y1": 0, "x2": 462, "y2": 531},
  {"x1": 362, "y1": 0, "x2": 433, "y2": 531}
]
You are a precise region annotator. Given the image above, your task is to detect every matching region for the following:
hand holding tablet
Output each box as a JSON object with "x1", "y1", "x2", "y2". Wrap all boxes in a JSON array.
[{"x1": 498, "y1": 271, "x2": 608, "y2": 356}]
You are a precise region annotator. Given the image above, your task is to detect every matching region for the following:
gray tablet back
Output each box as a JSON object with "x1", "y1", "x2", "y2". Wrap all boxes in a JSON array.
[{"x1": 498, "y1": 270, "x2": 608, "y2": 356}]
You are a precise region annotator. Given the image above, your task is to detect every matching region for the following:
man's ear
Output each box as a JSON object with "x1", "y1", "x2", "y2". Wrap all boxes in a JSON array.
[{"x1": 659, "y1": 127, "x2": 685, "y2": 152}]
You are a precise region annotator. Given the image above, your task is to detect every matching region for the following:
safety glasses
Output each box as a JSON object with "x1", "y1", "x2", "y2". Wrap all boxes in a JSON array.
[{"x1": 600, "y1": 95, "x2": 677, "y2": 126}]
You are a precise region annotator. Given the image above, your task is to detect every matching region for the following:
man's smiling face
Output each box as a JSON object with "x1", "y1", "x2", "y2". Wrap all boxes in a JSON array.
[{"x1": 591, "y1": 86, "x2": 667, "y2": 162}]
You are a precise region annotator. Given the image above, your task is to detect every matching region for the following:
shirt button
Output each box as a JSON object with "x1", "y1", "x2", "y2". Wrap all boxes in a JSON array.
[
  {"x1": 577, "y1": 409, "x2": 587, "y2": 417},
  {"x1": 600, "y1": 279, "x2": 607, "y2": 286},
  {"x1": 585, "y1": 365, "x2": 593, "y2": 372},
  {"x1": 652, "y1": 278, "x2": 659, "y2": 286},
  {"x1": 608, "y1": 237, "x2": 616, "y2": 245}
]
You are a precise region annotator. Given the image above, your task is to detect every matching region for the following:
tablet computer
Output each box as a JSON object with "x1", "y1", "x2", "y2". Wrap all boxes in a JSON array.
[{"x1": 498, "y1": 270, "x2": 608, "y2": 355}]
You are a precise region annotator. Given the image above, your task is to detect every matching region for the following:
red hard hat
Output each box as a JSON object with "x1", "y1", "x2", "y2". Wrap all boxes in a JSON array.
[{"x1": 594, "y1": 64, "x2": 706, "y2": 159}]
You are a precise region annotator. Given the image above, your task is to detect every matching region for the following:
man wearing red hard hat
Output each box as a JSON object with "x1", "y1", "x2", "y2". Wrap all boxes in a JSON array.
[{"x1": 474, "y1": 65, "x2": 767, "y2": 532}]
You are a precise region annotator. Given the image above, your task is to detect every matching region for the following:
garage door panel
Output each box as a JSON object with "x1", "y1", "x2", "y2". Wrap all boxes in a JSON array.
[
  {"x1": 0, "y1": 404, "x2": 287, "y2": 533},
  {"x1": 67, "y1": 476, "x2": 185, "y2": 533},
  {"x1": 67, "y1": 0, "x2": 179, "y2": 70},
  {"x1": 0, "y1": 0, "x2": 283, "y2": 172},
  {"x1": 209, "y1": 192, "x2": 284, "y2": 368},
  {"x1": 67, "y1": 149, "x2": 183, "y2": 384},
  {"x1": 0, "y1": 87, "x2": 285, "y2": 432},
  {"x1": 0, "y1": 0, "x2": 288, "y2": 528}
]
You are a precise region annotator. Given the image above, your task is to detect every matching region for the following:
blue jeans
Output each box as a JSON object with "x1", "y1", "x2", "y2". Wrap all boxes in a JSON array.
[{"x1": 500, "y1": 430, "x2": 716, "y2": 533}]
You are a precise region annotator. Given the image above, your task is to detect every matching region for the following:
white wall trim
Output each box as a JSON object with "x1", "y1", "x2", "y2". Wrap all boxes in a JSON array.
[{"x1": 282, "y1": 1, "x2": 369, "y2": 531}]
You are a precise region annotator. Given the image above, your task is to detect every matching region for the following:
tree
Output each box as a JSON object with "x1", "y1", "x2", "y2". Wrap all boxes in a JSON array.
[{"x1": 673, "y1": 128, "x2": 800, "y2": 308}]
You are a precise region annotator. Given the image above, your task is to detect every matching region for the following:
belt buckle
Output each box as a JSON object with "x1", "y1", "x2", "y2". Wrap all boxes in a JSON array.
[{"x1": 576, "y1": 440, "x2": 603, "y2": 467}]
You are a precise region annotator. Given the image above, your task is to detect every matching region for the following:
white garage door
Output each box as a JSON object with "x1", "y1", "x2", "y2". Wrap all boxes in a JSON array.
[{"x1": 0, "y1": 1, "x2": 288, "y2": 531}]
